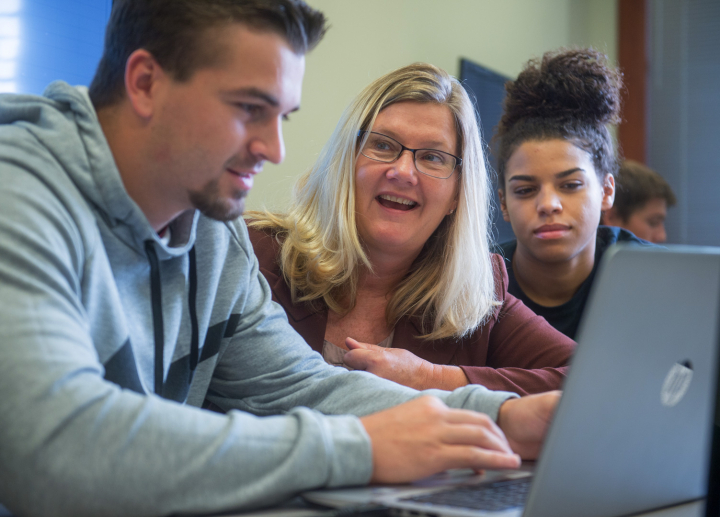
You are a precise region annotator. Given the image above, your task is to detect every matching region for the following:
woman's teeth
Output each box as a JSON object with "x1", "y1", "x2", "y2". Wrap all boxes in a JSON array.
[{"x1": 378, "y1": 194, "x2": 417, "y2": 207}]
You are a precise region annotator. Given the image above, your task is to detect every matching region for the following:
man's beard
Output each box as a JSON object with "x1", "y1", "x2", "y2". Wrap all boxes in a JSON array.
[{"x1": 188, "y1": 178, "x2": 248, "y2": 222}]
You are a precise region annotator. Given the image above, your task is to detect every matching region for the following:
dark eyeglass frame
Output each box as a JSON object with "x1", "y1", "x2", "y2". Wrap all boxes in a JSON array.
[{"x1": 357, "y1": 130, "x2": 462, "y2": 179}]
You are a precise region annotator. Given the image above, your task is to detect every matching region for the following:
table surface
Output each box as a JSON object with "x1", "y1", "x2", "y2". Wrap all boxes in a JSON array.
[
  {"x1": 217, "y1": 498, "x2": 706, "y2": 517},
  {"x1": 0, "y1": 497, "x2": 705, "y2": 517}
]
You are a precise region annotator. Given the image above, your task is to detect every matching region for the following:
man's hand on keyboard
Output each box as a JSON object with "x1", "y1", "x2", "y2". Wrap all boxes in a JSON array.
[{"x1": 361, "y1": 395, "x2": 522, "y2": 484}]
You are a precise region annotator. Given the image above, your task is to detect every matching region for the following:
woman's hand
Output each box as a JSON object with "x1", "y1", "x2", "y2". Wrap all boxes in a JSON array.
[{"x1": 343, "y1": 337, "x2": 469, "y2": 390}]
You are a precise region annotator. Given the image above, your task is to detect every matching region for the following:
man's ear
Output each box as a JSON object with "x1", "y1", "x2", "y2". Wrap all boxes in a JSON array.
[
  {"x1": 601, "y1": 173, "x2": 615, "y2": 211},
  {"x1": 498, "y1": 189, "x2": 511, "y2": 222},
  {"x1": 124, "y1": 49, "x2": 167, "y2": 120}
]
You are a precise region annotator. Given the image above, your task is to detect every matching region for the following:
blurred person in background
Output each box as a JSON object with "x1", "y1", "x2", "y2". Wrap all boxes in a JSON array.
[{"x1": 601, "y1": 160, "x2": 676, "y2": 243}]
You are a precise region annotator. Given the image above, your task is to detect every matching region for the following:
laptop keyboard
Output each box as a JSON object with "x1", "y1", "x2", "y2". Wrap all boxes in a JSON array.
[{"x1": 399, "y1": 477, "x2": 532, "y2": 512}]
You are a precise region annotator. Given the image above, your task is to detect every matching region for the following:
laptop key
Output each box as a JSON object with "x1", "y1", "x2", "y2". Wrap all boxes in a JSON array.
[{"x1": 399, "y1": 477, "x2": 531, "y2": 512}]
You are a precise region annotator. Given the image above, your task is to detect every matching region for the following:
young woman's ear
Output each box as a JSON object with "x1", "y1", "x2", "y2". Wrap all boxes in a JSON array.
[
  {"x1": 601, "y1": 174, "x2": 616, "y2": 211},
  {"x1": 498, "y1": 189, "x2": 511, "y2": 222}
]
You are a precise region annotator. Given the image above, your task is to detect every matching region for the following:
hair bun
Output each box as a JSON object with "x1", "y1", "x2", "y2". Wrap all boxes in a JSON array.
[{"x1": 499, "y1": 48, "x2": 623, "y2": 134}]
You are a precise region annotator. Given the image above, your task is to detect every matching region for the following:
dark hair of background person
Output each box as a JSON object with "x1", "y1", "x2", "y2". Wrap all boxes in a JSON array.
[
  {"x1": 89, "y1": 0, "x2": 327, "y2": 109},
  {"x1": 494, "y1": 48, "x2": 623, "y2": 190},
  {"x1": 611, "y1": 160, "x2": 677, "y2": 221}
]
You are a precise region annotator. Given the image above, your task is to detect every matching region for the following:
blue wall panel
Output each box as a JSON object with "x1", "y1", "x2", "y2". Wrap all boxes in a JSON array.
[{"x1": 1, "y1": 0, "x2": 112, "y2": 95}]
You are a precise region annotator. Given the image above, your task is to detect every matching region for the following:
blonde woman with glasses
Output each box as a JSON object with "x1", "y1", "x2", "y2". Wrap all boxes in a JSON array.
[{"x1": 247, "y1": 63, "x2": 574, "y2": 396}]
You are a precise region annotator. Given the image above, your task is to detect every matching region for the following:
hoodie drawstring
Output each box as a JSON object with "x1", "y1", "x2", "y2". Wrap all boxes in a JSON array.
[
  {"x1": 144, "y1": 241, "x2": 200, "y2": 398},
  {"x1": 144, "y1": 241, "x2": 165, "y2": 397},
  {"x1": 188, "y1": 246, "x2": 199, "y2": 376}
]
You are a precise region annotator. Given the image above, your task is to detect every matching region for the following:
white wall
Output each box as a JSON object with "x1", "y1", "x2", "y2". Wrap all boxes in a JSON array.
[{"x1": 247, "y1": 0, "x2": 617, "y2": 211}]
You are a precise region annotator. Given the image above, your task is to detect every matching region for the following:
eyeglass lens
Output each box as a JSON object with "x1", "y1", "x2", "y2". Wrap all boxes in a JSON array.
[{"x1": 361, "y1": 132, "x2": 456, "y2": 178}]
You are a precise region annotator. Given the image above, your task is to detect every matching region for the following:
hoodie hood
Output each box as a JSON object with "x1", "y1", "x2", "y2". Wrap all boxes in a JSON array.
[
  {"x1": 0, "y1": 81, "x2": 205, "y2": 394},
  {"x1": 0, "y1": 81, "x2": 197, "y2": 258}
]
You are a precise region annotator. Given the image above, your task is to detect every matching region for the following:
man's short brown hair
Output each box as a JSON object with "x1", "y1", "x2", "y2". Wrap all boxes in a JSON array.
[
  {"x1": 89, "y1": 0, "x2": 326, "y2": 109},
  {"x1": 613, "y1": 160, "x2": 677, "y2": 221}
]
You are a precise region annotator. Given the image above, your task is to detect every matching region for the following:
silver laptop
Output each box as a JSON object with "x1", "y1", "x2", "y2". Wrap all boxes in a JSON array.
[{"x1": 304, "y1": 245, "x2": 720, "y2": 517}]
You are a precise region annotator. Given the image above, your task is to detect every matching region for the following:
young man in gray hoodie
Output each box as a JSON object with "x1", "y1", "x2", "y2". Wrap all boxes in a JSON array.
[{"x1": 0, "y1": 1, "x2": 559, "y2": 516}]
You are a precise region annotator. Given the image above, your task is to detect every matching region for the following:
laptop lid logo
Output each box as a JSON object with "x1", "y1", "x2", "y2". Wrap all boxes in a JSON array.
[{"x1": 661, "y1": 360, "x2": 693, "y2": 407}]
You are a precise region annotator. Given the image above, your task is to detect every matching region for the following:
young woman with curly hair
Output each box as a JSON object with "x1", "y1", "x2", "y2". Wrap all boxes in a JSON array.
[{"x1": 495, "y1": 48, "x2": 650, "y2": 340}]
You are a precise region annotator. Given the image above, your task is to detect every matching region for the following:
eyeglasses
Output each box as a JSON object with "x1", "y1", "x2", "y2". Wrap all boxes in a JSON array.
[{"x1": 357, "y1": 130, "x2": 462, "y2": 179}]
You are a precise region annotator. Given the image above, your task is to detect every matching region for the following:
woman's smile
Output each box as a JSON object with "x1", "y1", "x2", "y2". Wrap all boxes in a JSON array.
[{"x1": 376, "y1": 193, "x2": 419, "y2": 211}]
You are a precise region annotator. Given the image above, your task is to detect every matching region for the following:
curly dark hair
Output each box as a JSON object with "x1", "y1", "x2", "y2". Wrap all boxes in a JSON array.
[{"x1": 495, "y1": 48, "x2": 623, "y2": 189}]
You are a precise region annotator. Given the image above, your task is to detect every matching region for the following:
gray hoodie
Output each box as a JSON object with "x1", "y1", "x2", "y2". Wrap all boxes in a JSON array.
[{"x1": 0, "y1": 82, "x2": 516, "y2": 517}]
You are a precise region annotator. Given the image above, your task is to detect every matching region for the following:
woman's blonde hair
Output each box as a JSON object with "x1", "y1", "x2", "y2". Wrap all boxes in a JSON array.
[{"x1": 248, "y1": 62, "x2": 499, "y2": 340}]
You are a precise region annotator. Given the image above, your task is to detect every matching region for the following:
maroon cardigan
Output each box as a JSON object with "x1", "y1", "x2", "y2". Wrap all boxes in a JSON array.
[{"x1": 248, "y1": 227, "x2": 575, "y2": 395}]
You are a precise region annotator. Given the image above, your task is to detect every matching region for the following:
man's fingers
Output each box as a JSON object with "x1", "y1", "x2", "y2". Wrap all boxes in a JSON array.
[
  {"x1": 444, "y1": 409, "x2": 508, "y2": 443},
  {"x1": 440, "y1": 408, "x2": 513, "y2": 455},
  {"x1": 467, "y1": 447, "x2": 521, "y2": 471},
  {"x1": 440, "y1": 422, "x2": 514, "y2": 455},
  {"x1": 441, "y1": 445, "x2": 521, "y2": 472},
  {"x1": 435, "y1": 406, "x2": 515, "y2": 460},
  {"x1": 421, "y1": 402, "x2": 514, "y2": 456},
  {"x1": 362, "y1": 397, "x2": 524, "y2": 484}
]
